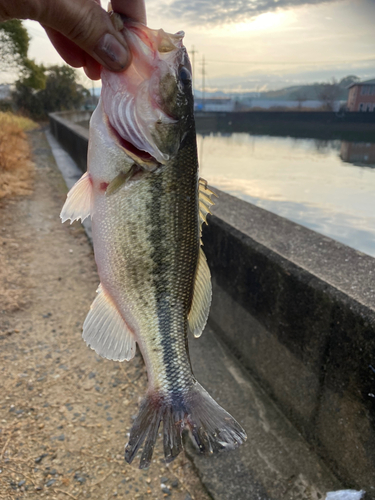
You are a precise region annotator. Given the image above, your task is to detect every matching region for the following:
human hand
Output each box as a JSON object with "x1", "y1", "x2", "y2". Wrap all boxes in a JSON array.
[{"x1": 0, "y1": 0, "x2": 146, "y2": 80}]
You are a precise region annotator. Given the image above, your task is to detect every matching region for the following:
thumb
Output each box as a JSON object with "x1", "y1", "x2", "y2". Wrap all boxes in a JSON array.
[{"x1": 39, "y1": 0, "x2": 130, "y2": 71}]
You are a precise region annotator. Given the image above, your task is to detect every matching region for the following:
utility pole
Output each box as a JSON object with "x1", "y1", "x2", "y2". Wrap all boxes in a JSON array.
[
  {"x1": 201, "y1": 55, "x2": 206, "y2": 112},
  {"x1": 190, "y1": 46, "x2": 198, "y2": 94}
]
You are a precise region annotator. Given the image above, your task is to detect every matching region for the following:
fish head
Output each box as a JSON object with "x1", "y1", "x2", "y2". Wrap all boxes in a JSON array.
[{"x1": 100, "y1": 20, "x2": 194, "y2": 168}]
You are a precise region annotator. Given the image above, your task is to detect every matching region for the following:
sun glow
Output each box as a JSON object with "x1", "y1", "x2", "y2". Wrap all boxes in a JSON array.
[
  {"x1": 228, "y1": 11, "x2": 291, "y2": 34},
  {"x1": 250, "y1": 12, "x2": 283, "y2": 30}
]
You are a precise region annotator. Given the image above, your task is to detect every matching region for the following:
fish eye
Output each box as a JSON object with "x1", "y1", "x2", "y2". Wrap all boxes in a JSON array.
[{"x1": 179, "y1": 66, "x2": 191, "y2": 85}]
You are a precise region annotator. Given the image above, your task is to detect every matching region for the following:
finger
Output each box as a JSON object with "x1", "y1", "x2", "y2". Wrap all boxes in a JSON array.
[
  {"x1": 39, "y1": 0, "x2": 131, "y2": 72},
  {"x1": 44, "y1": 27, "x2": 86, "y2": 68},
  {"x1": 44, "y1": 27, "x2": 101, "y2": 80},
  {"x1": 83, "y1": 56, "x2": 102, "y2": 80},
  {"x1": 111, "y1": 0, "x2": 147, "y2": 24}
]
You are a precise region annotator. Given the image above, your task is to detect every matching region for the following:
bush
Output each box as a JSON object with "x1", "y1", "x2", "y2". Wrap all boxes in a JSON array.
[{"x1": 0, "y1": 101, "x2": 13, "y2": 112}]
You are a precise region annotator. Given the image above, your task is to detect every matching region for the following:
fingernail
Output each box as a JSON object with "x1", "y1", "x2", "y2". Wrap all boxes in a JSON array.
[{"x1": 95, "y1": 33, "x2": 130, "y2": 70}]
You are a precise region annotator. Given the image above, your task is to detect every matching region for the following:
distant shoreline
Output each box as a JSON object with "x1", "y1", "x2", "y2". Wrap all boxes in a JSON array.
[{"x1": 195, "y1": 111, "x2": 375, "y2": 142}]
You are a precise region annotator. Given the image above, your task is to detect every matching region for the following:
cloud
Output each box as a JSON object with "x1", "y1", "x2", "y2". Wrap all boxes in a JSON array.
[{"x1": 160, "y1": 0, "x2": 338, "y2": 26}]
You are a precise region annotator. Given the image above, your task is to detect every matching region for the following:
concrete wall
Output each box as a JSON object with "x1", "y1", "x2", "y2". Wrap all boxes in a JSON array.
[
  {"x1": 195, "y1": 111, "x2": 375, "y2": 142},
  {"x1": 49, "y1": 112, "x2": 90, "y2": 172},
  {"x1": 49, "y1": 110, "x2": 375, "y2": 497},
  {"x1": 195, "y1": 110, "x2": 375, "y2": 125}
]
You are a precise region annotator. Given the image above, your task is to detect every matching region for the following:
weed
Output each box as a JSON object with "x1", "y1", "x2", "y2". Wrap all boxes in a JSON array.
[{"x1": 0, "y1": 112, "x2": 37, "y2": 198}]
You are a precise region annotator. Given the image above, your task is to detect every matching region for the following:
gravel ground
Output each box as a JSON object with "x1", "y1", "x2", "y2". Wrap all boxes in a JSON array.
[{"x1": 0, "y1": 128, "x2": 211, "y2": 500}]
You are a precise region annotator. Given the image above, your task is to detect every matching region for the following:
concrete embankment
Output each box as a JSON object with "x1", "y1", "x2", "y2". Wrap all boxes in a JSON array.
[
  {"x1": 49, "y1": 110, "x2": 375, "y2": 499},
  {"x1": 195, "y1": 111, "x2": 375, "y2": 142}
]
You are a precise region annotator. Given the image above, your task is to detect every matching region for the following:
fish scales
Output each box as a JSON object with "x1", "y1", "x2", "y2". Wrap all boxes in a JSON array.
[
  {"x1": 94, "y1": 135, "x2": 198, "y2": 393},
  {"x1": 147, "y1": 130, "x2": 199, "y2": 395},
  {"x1": 61, "y1": 15, "x2": 246, "y2": 468}
]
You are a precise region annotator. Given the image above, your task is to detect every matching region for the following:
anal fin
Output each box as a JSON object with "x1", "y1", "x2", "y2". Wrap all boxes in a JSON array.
[
  {"x1": 60, "y1": 172, "x2": 92, "y2": 224},
  {"x1": 83, "y1": 285, "x2": 136, "y2": 361}
]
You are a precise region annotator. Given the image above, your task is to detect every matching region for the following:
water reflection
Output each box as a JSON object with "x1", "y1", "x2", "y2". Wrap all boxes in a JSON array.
[
  {"x1": 197, "y1": 133, "x2": 375, "y2": 257},
  {"x1": 340, "y1": 141, "x2": 375, "y2": 167}
]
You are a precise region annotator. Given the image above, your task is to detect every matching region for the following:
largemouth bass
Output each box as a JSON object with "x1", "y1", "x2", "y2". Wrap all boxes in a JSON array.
[{"x1": 61, "y1": 14, "x2": 246, "y2": 468}]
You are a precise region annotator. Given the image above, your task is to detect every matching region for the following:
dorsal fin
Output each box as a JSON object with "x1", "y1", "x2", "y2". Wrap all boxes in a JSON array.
[
  {"x1": 60, "y1": 172, "x2": 92, "y2": 224},
  {"x1": 82, "y1": 285, "x2": 136, "y2": 361},
  {"x1": 188, "y1": 248, "x2": 212, "y2": 338},
  {"x1": 199, "y1": 178, "x2": 217, "y2": 232}
]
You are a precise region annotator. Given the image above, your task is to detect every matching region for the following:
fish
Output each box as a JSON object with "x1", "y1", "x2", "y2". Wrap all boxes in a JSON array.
[{"x1": 60, "y1": 13, "x2": 246, "y2": 468}]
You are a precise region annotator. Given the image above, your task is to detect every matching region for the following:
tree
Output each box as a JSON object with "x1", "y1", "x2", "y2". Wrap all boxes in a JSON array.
[
  {"x1": 317, "y1": 78, "x2": 341, "y2": 111},
  {"x1": 2, "y1": 21, "x2": 87, "y2": 118},
  {"x1": 39, "y1": 66, "x2": 90, "y2": 113},
  {"x1": 295, "y1": 90, "x2": 308, "y2": 110},
  {"x1": 12, "y1": 84, "x2": 42, "y2": 119},
  {"x1": 0, "y1": 20, "x2": 30, "y2": 80},
  {"x1": 1, "y1": 19, "x2": 46, "y2": 97},
  {"x1": 339, "y1": 75, "x2": 360, "y2": 89},
  {"x1": 13, "y1": 65, "x2": 90, "y2": 119},
  {"x1": 20, "y1": 59, "x2": 46, "y2": 90}
]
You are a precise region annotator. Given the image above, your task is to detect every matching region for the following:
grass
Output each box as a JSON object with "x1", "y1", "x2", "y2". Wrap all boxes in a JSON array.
[
  {"x1": 0, "y1": 111, "x2": 38, "y2": 132},
  {"x1": 0, "y1": 112, "x2": 37, "y2": 199}
]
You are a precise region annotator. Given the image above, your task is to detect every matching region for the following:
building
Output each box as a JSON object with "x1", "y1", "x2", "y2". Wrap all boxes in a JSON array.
[
  {"x1": 239, "y1": 98, "x2": 341, "y2": 111},
  {"x1": 347, "y1": 78, "x2": 375, "y2": 111},
  {"x1": 194, "y1": 97, "x2": 235, "y2": 112}
]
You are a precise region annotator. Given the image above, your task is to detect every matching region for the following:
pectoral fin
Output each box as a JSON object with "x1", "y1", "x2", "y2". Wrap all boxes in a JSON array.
[
  {"x1": 188, "y1": 248, "x2": 212, "y2": 338},
  {"x1": 60, "y1": 172, "x2": 92, "y2": 224},
  {"x1": 106, "y1": 165, "x2": 137, "y2": 196},
  {"x1": 83, "y1": 285, "x2": 136, "y2": 362}
]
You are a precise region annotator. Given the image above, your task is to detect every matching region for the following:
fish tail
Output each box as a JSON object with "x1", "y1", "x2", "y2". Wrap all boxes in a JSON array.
[
  {"x1": 184, "y1": 382, "x2": 247, "y2": 455},
  {"x1": 124, "y1": 393, "x2": 164, "y2": 469},
  {"x1": 124, "y1": 382, "x2": 246, "y2": 469}
]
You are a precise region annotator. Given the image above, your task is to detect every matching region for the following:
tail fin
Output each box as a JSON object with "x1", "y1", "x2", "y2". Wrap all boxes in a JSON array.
[{"x1": 125, "y1": 382, "x2": 246, "y2": 469}]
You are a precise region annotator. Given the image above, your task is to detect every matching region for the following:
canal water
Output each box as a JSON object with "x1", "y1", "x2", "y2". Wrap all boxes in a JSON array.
[{"x1": 197, "y1": 133, "x2": 375, "y2": 258}]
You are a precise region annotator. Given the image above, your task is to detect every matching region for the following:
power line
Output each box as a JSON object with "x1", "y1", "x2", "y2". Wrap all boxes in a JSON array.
[{"x1": 205, "y1": 57, "x2": 375, "y2": 66}]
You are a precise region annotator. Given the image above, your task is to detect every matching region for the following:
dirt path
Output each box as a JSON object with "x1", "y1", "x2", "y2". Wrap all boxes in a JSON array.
[{"x1": 0, "y1": 128, "x2": 210, "y2": 500}]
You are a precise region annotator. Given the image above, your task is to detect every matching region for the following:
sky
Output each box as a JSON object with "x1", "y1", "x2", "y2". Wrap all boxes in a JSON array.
[{"x1": 22, "y1": 0, "x2": 375, "y2": 93}]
